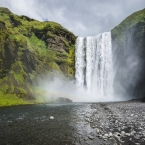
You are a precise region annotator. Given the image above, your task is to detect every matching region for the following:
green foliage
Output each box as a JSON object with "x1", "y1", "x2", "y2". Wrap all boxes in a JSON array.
[
  {"x1": 0, "y1": 7, "x2": 76, "y2": 106},
  {"x1": 64, "y1": 40, "x2": 70, "y2": 47},
  {"x1": 10, "y1": 61, "x2": 27, "y2": 84},
  {"x1": 29, "y1": 33, "x2": 56, "y2": 62},
  {"x1": 16, "y1": 87, "x2": 27, "y2": 95},
  {"x1": 0, "y1": 91, "x2": 31, "y2": 106},
  {"x1": 0, "y1": 84, "x2": 9, "y2": 93},
  {"x1": 29, "y1": 33, "x2": 46, "y2": 50},
  {"x1": 112, "y1": 8, "x2": 145, "y2": 41},
  {"x1": 68, "y1": 45, "x2": 75, "y2": 77},
  {"x1": 51, "y1": 62, "x2": 61, "y2": 71}
]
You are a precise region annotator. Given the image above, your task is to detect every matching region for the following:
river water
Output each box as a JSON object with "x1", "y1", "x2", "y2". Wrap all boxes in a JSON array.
[
  {"x1": 0, "y1": 103, "x2": 104, "y2": 145},
  {"x1": 0, "y1": 102, "x2": 145, "y2": 145}
]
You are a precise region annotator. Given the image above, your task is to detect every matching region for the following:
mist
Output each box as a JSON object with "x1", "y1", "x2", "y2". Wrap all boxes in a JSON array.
[
  {"x1": 112, "y1": 27, "x2": 143, "y2": 100},
  {"x1": 33, "y1": 72, "x2": 124, "y2": 103},
  {"x1": 34, "y1": 26, "x2": 143, "y2": 103}
]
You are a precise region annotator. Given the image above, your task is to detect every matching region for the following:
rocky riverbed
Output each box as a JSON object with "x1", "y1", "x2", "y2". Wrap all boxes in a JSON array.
[{"x1": 0, "y1": 101, "x2": 145, "y2": 145}]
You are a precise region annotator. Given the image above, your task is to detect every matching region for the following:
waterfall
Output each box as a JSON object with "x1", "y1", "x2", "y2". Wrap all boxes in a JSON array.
[{"x1": 75, "y1": 32, "x2": 113, "y2": 99}]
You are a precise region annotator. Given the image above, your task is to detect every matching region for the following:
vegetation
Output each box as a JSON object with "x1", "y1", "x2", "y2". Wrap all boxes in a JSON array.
[
  {"x1": 0, "y1": 92, "x2": 31, "y2": 106},
  {"x1": 0, "y1": 7, "x2": 76, "y2": 106},
  {"x1": 111, "y1": 8, "x2": 145, "y2": 99},
  {"x1": 111, "y1": 8, "x2": 145, "y2": 41}
]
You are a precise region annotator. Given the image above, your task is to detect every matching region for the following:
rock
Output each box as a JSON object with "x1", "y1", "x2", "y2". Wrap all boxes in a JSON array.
[
  {"x1": 130, "y1": 130, "x2": 136, "y2": 135},
  {"x1": 114, "y1": 132, "x2": 121, "y2": 138},
  {"x1": 115, "y1": 120, "x2": 118, "y2": 123},
  {"x1": 50, "y1": 116, "x2": 54, "y2": 119},
  {"x1": 0, "y1": 22, "x2": 6, "y2": 30},
  {"x1": 96, "y1": 128, "x2": 100, "y2": 133},
  {"x1": 108, "y1": 132, "x2": 113, "y2": 137},
  {"x1": 104, "y1": 133, "x2": 109, "y2": 138},
  {"x1": 98, "y1": 135, "x2": 102, "y2": 139},
  {"x1": 84, "y1": 137, "x2": 88, "y2": 141},
  {"x1": 54, "y1": 97, "x2": 73, "y2": 103},
  {"x1": 121, "y1": 131, "x2": 125, "y2": 136},
  {"x1": 125, "y1": 133, "x2": 131, "y2": 136},
  {"x1": 88, "y1": 135, "x2": 94, "y2": 140}
]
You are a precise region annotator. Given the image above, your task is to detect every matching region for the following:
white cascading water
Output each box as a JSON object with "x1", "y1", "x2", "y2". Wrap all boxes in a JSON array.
[{"x1": 75, "y1": 32, "x2": 113, "y2": 100}]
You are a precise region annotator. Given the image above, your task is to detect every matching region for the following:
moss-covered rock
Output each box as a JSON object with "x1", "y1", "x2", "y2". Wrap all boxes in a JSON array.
[
  {"x1": 111, "y1": 8, "x2": 145, "y2": 99},
  {"x1": 0, "y1": 7, "x2": 76, "y2": 105}
]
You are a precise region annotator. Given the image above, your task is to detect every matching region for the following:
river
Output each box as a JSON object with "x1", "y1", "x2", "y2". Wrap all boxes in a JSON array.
[{"x1": 0, "y1": 102, "x2": 145, "y2": 145}]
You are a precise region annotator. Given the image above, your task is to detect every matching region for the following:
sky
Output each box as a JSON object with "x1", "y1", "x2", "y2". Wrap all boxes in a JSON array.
[{"x1": 0, "y1": 0, "x2": 144, "y2": 36}]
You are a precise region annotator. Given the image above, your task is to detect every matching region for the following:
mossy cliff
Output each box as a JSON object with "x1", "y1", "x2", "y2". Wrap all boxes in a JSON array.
[
  {"x1": 111, "y1": 8, "x2": 145, "y2": 99},
  {"x1": 0, "y1": 7, "x2": 76, "y2": 106}
]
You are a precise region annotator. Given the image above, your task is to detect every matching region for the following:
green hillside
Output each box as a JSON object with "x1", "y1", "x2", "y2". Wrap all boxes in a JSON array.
[
  {"x1": 0, "y1": 7, "x2": 76, "y2": 106},
  {"x1": 111, "y1": 8, "x2": 145, "y2": 99}
]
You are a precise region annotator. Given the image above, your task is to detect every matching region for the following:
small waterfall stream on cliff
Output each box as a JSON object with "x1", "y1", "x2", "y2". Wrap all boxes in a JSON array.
[{"x1": 75, "y1": 32, "x2": 114, "y2": 101}]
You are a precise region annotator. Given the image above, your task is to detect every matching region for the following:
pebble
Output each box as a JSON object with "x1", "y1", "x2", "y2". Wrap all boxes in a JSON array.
[
  {"x1": 121, "y1": 131, "x2": 125, "y2": 136},
  {"x1": 96, "y1": 128, "x2": 100, "y2": 133},
  {"x1": 84, "y1": 137, "x2": 88, "y2": 141},
  {"x1": 50, "y1": 116, "x2": 54, "y2": 119},
  {"x1": 109, "y1": 132, "x2": 113, "y2": 137},
  {"x1": 104, "y1": 133, "x2": 109, "y2": 138},
  {"x1": 125, "y1": 133, "x2": 130, "y2": 136},
  {"x1": 88, "y1": 135, "x2": 94, "y2": 140}
]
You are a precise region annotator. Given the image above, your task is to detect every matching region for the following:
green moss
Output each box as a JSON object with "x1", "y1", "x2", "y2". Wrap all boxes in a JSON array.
[
  {"x1": 0, "y1": 91, "x2": 31, "y2": 106},
  {"x1": 0, "y1": 84, "x2": 9, "y2": 93},
  {"x1": 10, "y1": 84, "x2": 14, "y2": 93},
  {"x1": 14, "y1": 73, "x2": 24, "y2": 84},
  {"x1": 64, "y1": 40, "x2": 70, "y2": 47},
  {"x1": 10, "y1": 61, "x2": 27, "y2": 84},
  {"x1": 0, "y1": 7, "x2": 76, "y2": 106},
  {"x1": 51, "y1": 62, "x2": 61, "y2": 71},
  {"x1": 16, "y1": 87, "x2": 27, "y2": 95},
  {"x1": 68, "y1": 45, "x2": 75, "y2": 77},
  {"x1": 29, "y1": 33, "x2": 46, "y2": 50},
  {"x1": 29, "y1": 73, "x2": 35, "y2": 80}
]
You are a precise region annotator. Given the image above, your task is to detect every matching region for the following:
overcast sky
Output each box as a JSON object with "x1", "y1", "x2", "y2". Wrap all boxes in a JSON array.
[{"x1": 0, "y1": 0, "x2": 144, "y2": 36}]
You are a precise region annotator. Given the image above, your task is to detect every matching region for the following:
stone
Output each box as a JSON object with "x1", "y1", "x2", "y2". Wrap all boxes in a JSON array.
[
  {"x1": 50, "y1": 116, "x2": 54, "y2": 119},
  {"x1": 125, "y1": 133, "x2": 131, "y2": 136},
  {"x1": 121, "y1": 131, "x2": 125, "y2": 136},
  {"x1": 96, "y1": 128, "x2": 100, "y2": 133},
  {"x1": 104, "y1": 133, "x2": 109, "y2": 138},
  {"x1": 109, "y1": 132, "x2": 113, "y2": 137}
]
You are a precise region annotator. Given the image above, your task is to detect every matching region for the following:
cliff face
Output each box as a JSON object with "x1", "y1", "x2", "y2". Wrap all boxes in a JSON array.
[
  {"x1": 111, "y1": 8, "x2": 145, "y2": 99},
  {"x1": 0, "y1": 7, "x2": 76, "y2": 104}
]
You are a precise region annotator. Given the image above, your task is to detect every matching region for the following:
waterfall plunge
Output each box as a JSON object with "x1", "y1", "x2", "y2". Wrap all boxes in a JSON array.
[{"x1": 75, "y1": 32, "x2": 114, "y2": 101}]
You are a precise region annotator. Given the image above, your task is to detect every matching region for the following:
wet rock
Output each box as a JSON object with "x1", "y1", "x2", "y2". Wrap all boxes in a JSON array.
[
  {"x1": 50, "y1": 116, "x2": 54, "y2": 119},
  {"x1": 98, "y1": 135, "x2": 102, "y2": 139},
  {"x1": 96, "y1": 128, "x2": 100, "y2": 133},
  {"x1": 121, "y1": 131, "x2": 125, "y2": 136},
  {"x1": 55, "y1": 97, "x2": 73, "y2": 103},
  {"x1": 84, "y1": 137, "x2": 88, "y2": 141},
  {"x1": 88, "y1": 135, "x2": 94, "y2": 140},
  {"x1": 104, "y1": 133, "x2": 109, "y2": 138},
  {"x1": 108, "y1": 132, "x2": 113, "y2": 137},
  {"x1": 125, "y1": 133, "x2": 131, "y2": 136}
]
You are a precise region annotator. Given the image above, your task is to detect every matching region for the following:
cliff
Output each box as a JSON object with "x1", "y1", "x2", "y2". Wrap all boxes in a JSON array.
[
  {"x1": 111, "y1": 8, "x2": 145, "y2": 99},
  {"x1": 0, "y1": 7, "x2": 76, "y2": 106}
]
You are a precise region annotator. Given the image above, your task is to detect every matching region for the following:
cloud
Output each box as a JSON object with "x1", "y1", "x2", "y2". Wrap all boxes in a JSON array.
[{"x1": 0, "y1": 0, "x2": 144, "y2": 36}]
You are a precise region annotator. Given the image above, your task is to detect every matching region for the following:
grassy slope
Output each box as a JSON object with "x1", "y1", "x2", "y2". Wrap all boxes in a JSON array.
[
  {"x1": 0, "y1": 7, "x2": 76, "y2": 106},
  {"x1": 111, "y1": 8, "x2": 145, "y2": 41}
]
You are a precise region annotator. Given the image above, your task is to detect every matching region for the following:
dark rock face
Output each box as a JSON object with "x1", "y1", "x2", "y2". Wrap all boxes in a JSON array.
[
  {"x1": 111, "y1": 9, "x2": 145, "y2": 100},
  {"x1": 0, "y1": 21, "x2": 5, "y2": 29}
]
